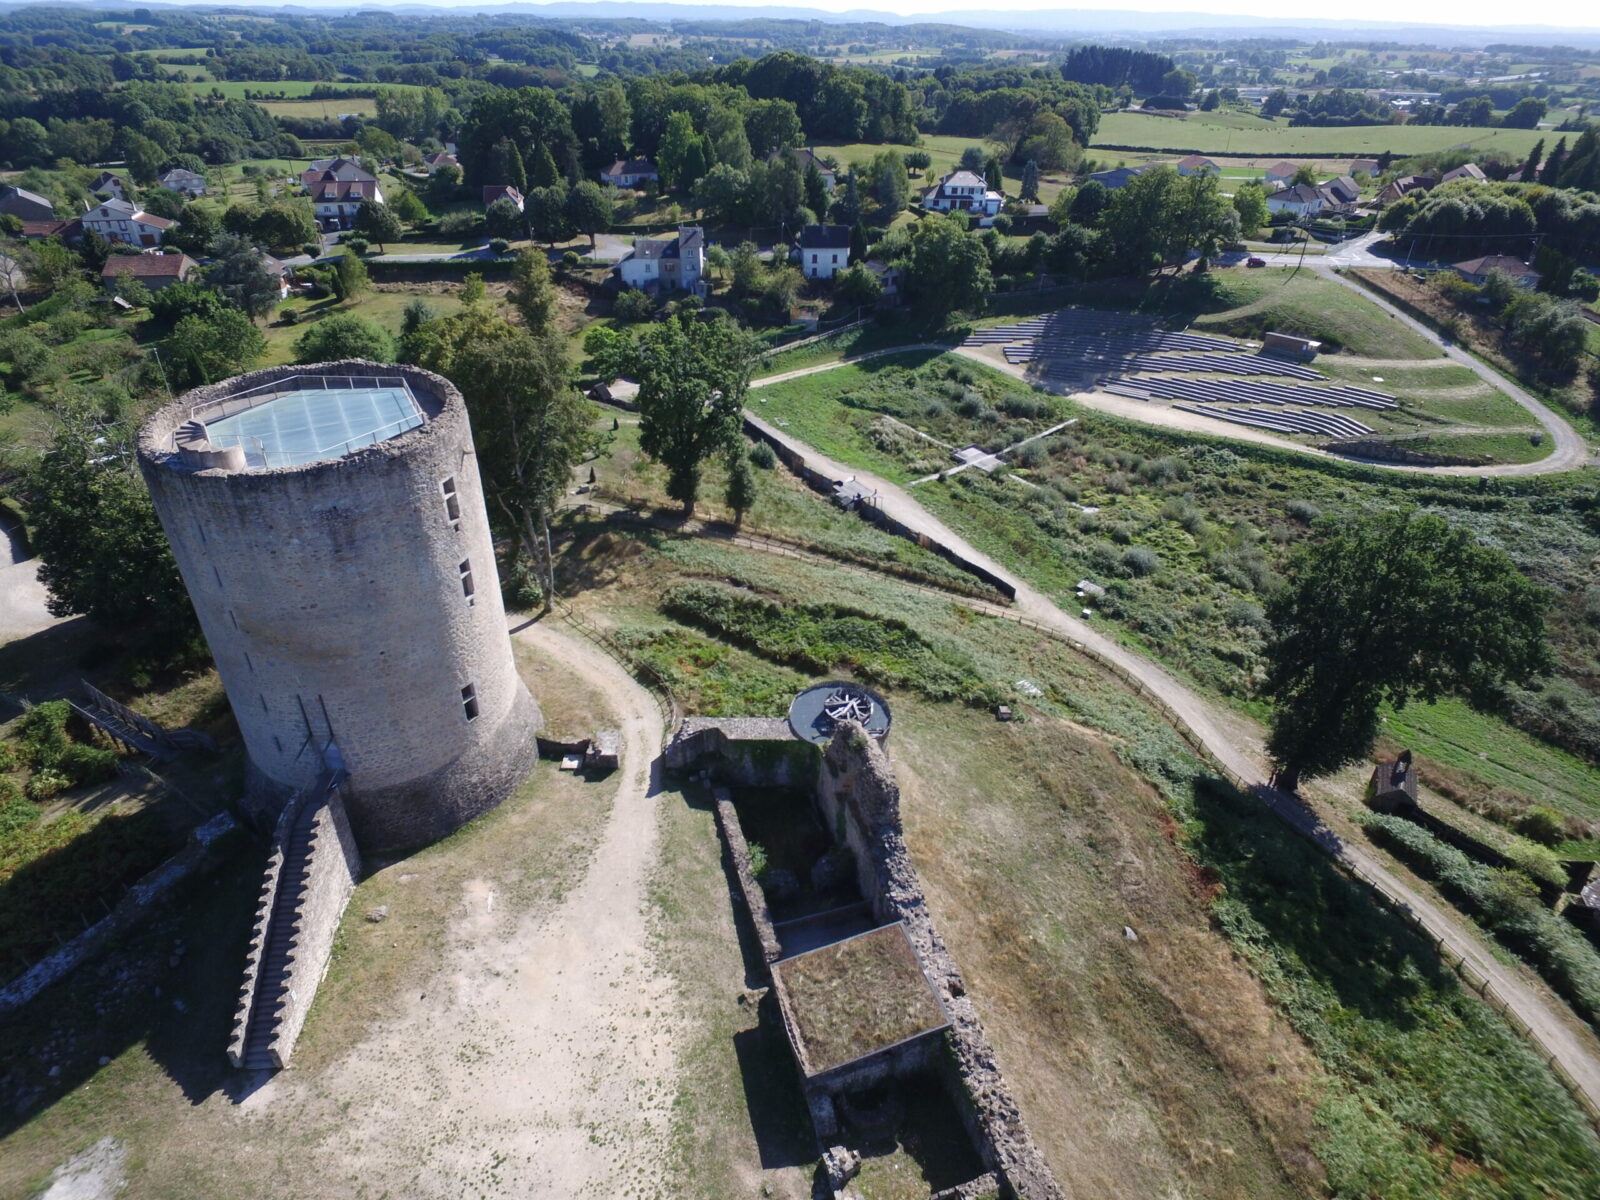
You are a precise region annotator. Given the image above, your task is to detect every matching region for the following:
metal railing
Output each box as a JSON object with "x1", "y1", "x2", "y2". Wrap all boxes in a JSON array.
[
  {"x1": 189, "y1": 373, "x2": 422, "y2": 426},
  {"x1": 190, "y1": 374, "x2": 426, "y2": 468}
]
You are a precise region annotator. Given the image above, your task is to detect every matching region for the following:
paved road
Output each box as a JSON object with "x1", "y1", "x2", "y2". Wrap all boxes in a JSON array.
[{"x1": 743, "y1": 379, "x2": 1600, "y2": 1122}]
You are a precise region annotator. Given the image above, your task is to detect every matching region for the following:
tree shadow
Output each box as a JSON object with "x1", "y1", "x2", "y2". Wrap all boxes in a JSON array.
[
  {"x1": 0, "y1": 834, "x2": 264, "y2": 1135},
  {"x1": 1188, "y1": 775, "x2": 1443, "y2": 1026}
]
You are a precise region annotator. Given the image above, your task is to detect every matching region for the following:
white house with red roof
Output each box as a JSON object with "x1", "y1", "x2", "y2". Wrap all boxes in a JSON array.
[
  {"x1": 81, "y1": 199, "x2": 173, "y2": 248},
  {"x1": 482, "y1": 185, "x2": 525, "y2": 211}
]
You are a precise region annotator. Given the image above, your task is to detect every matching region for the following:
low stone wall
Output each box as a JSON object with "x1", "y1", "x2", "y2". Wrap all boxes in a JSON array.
[
  {"x1": 266, "y1": 786, "x2": 362, "y2": 1067},
  {"x1": 666, "y1": 717, "x2": 818, "y2": 789},
  {"x1": 0, "y1": 812, "x2": 240, "y2": 1017},
  {"x1": 714, "y1": 791, "x2": 782, "y2": 965},
  {"x1": 1325, "y1": 438, "x2": 1489, "y2": 468},
  {"x1": 742, "y1": 418, "x2": 1018, "y2": 603}
]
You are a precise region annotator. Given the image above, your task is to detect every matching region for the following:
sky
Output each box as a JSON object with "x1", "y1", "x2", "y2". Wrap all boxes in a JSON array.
[{"x1": 497, "y1": 0, "x2": 1600, "y2": 32}]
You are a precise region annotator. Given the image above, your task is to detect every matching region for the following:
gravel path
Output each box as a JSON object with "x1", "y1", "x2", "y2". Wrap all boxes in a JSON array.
[{"x1": 247, "y1": 619, "x2": 676, "y2": 1199}]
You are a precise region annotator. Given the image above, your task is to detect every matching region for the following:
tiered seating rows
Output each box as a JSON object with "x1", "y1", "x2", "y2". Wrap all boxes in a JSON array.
[
  {"x1": 1173, "y1": 404, "x2": 1374, "y2": 438},
  {"x1": 1010, "y1": 349, "x2": 1323, "y2": 380},
  {"x1": 1103, "y1": 376, "x2": 1397, "y2": 411}
]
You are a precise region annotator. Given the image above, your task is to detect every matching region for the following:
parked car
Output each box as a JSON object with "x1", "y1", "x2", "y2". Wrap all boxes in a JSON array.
[{"x1": 1246, "y1": 255, "x2": 1267, "y2": 268}]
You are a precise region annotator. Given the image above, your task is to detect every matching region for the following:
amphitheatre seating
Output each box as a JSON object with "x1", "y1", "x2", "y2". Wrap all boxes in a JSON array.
[
  {"x1": 1105, "y1": 377, "x2": 1397, "y2": 410},
  {"x1": 962, "y1": 309, "x2": 1152, "y2": 345},
  {"x1": 1010, "y1": 349, "x2": 1323, "y2": 380},
  {"x1": 1173, "y1": 404, "x2": 1374, "y2": 438}
]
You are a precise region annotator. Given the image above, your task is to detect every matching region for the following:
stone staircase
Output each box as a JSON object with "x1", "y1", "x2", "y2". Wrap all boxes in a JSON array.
[{"x1": 228, "y1": 772, "x2": 361, "y2": 1071}]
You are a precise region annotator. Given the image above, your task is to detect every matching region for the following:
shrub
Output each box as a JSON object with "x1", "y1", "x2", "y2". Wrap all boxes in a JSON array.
[
  {"x1": 1286, "y1": 499, "x2": 1321, "y2": 524},
  {"x1": 15, "y1": 701, "x2": 70, "y2": 770},
  {"x1": 749, "y1": 441, "x2": 777, "y2": 469},
  {"x1": 57, "y1": 742, "x2": 119, "y2": 788},
  {"x1": 301, "y1": 242, "x2": 321, "y2": 260},
  {"x1": 345, "y1": 236, "x2": 370, "y2": 257},
  {"x1": 1507, "y1": 838, "x2": 1567, "y2": 888},
  {"x1": 278, "y1": 306, "x2": 300, "y2": 325},
  {"x1": 439, "y1": 211, "x2": 479, "y2": 238},
  {"x1": 1122, "y1": 546, "x2": 1160, "y2": 577},
  {"x1": 612, "y1": 288, "x2": 655, "y2": 323},
  {"x1": 488, "y1": 237, "x2": 510, "y2": 256},
  {"x1": 0, "y1": 793, "x2": 40, "y2": 837},
  {"x1": 1514, "y1": 805, "x2": 1565, "y2": 847},
  {"x1": 1365, "y1": 814, "x2": 1600, "y2": 1027},
  {"x1": 747, "y1": 840, "x2": 770, "y2": 879},
  {"x1": 562, "y1": 251, "x2": 581, "y2": 269},
  {"x1": 24, "y1": 768, "x2": 73, "y2": 801}
]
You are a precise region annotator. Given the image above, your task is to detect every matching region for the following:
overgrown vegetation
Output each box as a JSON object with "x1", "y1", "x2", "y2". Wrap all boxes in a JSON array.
[
  {"x1": 662, "y1": 581, "x2": 1000, "y2": 706},
  {"x1": 1189, "y1": 778, "x2": 1600, "y2": 1199},
  {"x1": 1364, "y1": 813, "x2": 1600, "y2": 1029}
]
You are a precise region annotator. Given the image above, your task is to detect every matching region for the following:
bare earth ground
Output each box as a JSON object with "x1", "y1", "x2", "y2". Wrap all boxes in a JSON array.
[
  {"x1": 0, "y1": 620, "x2": 685, "y2": 1200},
  {"x1": 239, "y1": 620, "x2": 675, "y2": 1199}
]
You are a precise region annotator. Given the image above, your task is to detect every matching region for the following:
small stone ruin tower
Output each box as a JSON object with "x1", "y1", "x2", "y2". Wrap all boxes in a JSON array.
[{"x1": 138, "y1": 360, "x2": 541, "y2": 856}]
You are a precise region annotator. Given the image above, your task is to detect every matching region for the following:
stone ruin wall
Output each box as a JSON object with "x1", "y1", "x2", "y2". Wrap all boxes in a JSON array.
[
  {"x1": 678, "y1": 717, "x2": 1064, "y2": 1200},
  {"x1": 816, "y1": 725, "x2": 1065, "y2": 1200}
]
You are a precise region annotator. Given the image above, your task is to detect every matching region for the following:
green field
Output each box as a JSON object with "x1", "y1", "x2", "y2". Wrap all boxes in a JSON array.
[{"x1": 1092, "y1": 110, "x2": 1549, "y2": 159}]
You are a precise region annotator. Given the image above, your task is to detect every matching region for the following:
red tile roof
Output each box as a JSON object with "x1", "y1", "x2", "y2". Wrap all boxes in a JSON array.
[{"x1": 101, "y1": 253, "x2": 195, "y2": 279}]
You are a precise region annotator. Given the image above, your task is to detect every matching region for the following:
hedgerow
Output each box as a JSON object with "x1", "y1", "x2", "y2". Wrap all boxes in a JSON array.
[{"x1": 1365, "y1": 813, "x2": 1600, "y2": 1028}]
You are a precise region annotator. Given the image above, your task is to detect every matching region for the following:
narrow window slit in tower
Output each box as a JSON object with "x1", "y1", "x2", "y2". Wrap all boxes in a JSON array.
[
  {"x1": 440, "y1": 476, "x2": 461, "y2": 526},
  {"x1": 259, "y1": 693, "x2": 268, "y2": 713},
  {"x1": 461, "y1": 683, "x2": 479, "y2": 722},
  {"x1": 229, "y1": 610, "x2": 239, "y2": 630},
  {"x1": 212, "y1": 564, "x2": 224, "y2": 588},
  {"x1": 244, "y1": 650, "x2": 254, "y2": 672},
  {"x1": 459, "y1": 558, "x2": 474, "y2": 602}
]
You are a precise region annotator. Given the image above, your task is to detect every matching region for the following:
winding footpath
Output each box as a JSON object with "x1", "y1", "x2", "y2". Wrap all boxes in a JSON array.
[{"x1": 743, "y1": 364, "x2": 1600, "y2": 1122}]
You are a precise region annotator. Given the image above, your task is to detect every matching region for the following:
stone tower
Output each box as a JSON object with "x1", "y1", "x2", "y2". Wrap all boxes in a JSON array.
[{"x1": 138, "y1": 360, "x2": 540, "y2": 856}]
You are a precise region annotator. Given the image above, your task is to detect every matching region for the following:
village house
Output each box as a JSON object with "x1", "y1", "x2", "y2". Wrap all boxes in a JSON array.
[
  {"x1": 1378, "y1": 175, "x2": 1436, "y2": 206},
  {"x1": 81, "y1": 199, "x2": 172, "y2": 248},
  {"x1": 259, "y1": 252, "x2": 294, "y2": 299},
  {"x1": 1321, "y1": 175, "x2": 1361, "y2": 206},
  {"x1": 614, "y1": 224, "x2": 705, "y2": 294},
  {"x1": 0, "y1": 185, "x2": 54, "y2": 222},
  {"x1": 423, "y1": 151, "x2": 458, "y2": 174},
  {"x1": 1086, "y1": 165, "x2": 1152, "y2": 190},
  {"x1": 158, "y1": 168, "x2": 207, "y2": 197},
  {"x1": 88, "y1": 172, "x2": 128, "y2": 200},
  {"x1": 1441, "y1": 162, "x2": 1487, "y2": 185},
  {"x1": 769, "y1": 147, "x2": 837, "y2": 190},
  {"x1": 1348, "y1": 159, "x2": 1380, "y2": 177},
  {"x1": 483, "y1": 185, "x2": 525, "y2": 212},
  {"x1": 1265, "y1": 183, "x2": 1326, "y2": 219},
  {"x1": 796, "y1": 225, "x2": 851, "y2": 280},
  {"x1": 865, "y1": 259, "x2": 902, "y2": 305},
  {"x1": 1264, "y1": 161, "x2": 1301, "y2": 189},
  {"x1": 302, "y1": 157, "x2": 385, "y2": 232},
  {"x1": 921, "y1": 169, "x2": 1003, "y2": 219},
  {"x1": 20, "y1": 218, "x2": 80, "y2": 241},
  {"x1": 101, "y1": 253, "x2": 197, "y2": 292},
  {"x1": 1453, "y1": 255, "x2": 1541, "y2": 288},
  {"x1": 1176, "y1": 155, "x2": 1221, "y2": 177},
  {"x1": 600, "y1": 157, "x2": 659, "y2": 188}
]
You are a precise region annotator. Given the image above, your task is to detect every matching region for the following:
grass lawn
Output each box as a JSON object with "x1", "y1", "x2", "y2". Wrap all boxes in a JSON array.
[
  {"x1": 261, "y1": 286, "x2": 468, "y2": 365},
  {"x1": 1190, "y1": 269, "x2": 1443, "y2": 359},
  {"x1": 1381, "y1": 696, "x2": 1600, "y2": 821},
  {"x1": 1092, "y1": 111, "x2": 1548, "y2": 160}
]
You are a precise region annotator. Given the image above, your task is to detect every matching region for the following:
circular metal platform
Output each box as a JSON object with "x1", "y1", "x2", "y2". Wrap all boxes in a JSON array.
[{"x1": 787, "y1": 681, "x2": 892, "y2": 746}]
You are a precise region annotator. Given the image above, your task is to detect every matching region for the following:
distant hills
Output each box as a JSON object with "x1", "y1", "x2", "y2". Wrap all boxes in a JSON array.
[{"x1": 7, "y1": 0, "x2": 1600, "y2": 48}]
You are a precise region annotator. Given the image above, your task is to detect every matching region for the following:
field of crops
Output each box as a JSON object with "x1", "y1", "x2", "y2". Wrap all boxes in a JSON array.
[{"x1": 1092, "y1": 110, "x2": 1548, "y2": 159}]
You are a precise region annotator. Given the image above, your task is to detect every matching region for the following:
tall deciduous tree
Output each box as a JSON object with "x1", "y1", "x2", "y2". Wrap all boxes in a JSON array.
[
  {"x1": 409, "y1": 307, "x2": 591, "y2": 610},
  {"x1": 24, "y1": 406, "x2": 197, "y2": 641},
  {"x1": 204, "y1": 232, "x2": 280, "y2": 319},
  {"x1": 565, "y1": 180, "x2": 612, "y2": 248},
  {"x1": 167, "y1": 306, "x2": 265, "y2": 387},
  {"x1": 509, "y1": 248, "x2": 556, "y2": 330},
  {"x1": 635, "y1": 313, "x2": 757, "y2": 516},
  {"x1": 353, "y1": 200, "x2": 403, "y2": 252},
  {"x1": 1264, "y1": 510, "x2": 1552, "y2": 791},
  {"x1": 904, "y1": 214, "x2": 991, "y2": 323}
]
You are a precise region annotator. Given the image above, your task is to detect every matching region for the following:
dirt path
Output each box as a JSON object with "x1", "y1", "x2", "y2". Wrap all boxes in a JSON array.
[
  {"x1": 246, "y1": 620, "x2": 676, "y2": 1199},
  {"x1": 1313, "y1": 265, "x2": 1592, "y2": 475},
  {"x1": 739, "y1": 406, "x2": 1600, "y2": 1120},
  {"x1": 0, "y1": 523, "x2": 69, "y2": 645}
]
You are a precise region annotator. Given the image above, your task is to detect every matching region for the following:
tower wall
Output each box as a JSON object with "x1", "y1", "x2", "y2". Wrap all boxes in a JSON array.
[{"x1": 139, "y1": 361, "x2": 541, "y2": 856}]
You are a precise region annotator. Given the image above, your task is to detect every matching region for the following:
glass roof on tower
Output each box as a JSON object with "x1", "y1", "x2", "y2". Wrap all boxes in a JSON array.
[{"x1": 199, "y1": 375, "x2": 425, "y2": 469}]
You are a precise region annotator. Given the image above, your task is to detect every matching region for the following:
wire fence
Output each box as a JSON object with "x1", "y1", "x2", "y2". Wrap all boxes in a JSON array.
[{"x1": 550, "y1": 596, "x2": 681, "y2": 746}]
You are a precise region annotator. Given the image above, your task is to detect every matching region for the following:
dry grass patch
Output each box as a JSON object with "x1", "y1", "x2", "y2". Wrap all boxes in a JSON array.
[
  {"x1": 892, "y1": 700, "x2": 1322, "y2": 1200},
  {"x1": 774, "y1": 923, "x2": 946, "y2": 1075}
]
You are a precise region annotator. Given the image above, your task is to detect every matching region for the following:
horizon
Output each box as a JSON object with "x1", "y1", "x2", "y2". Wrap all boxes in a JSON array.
[{"x1": 114, "y1": 0, "x2": 1600, "y2": 36}]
